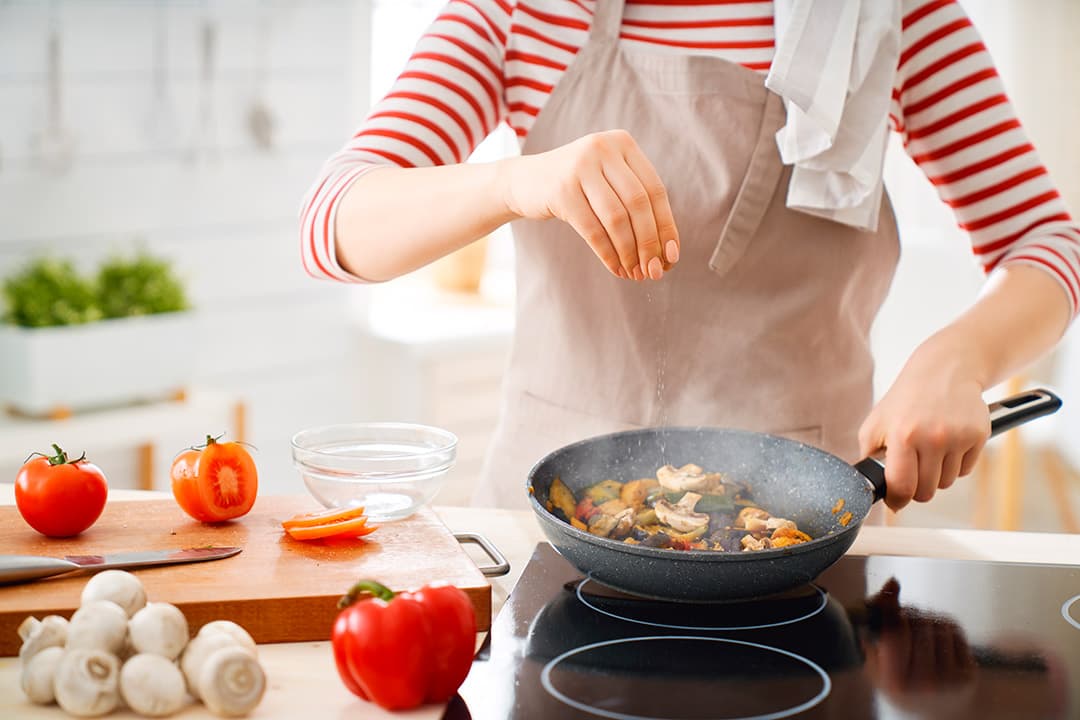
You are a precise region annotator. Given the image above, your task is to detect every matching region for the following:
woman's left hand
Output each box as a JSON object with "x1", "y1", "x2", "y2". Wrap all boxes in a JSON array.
[{"x1": 858, "y1": 340, "x2": 990, "y2": 512}]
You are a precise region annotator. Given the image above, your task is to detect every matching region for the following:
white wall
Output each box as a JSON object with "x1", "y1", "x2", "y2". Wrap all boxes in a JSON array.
[{"x1": 0, "y1": 0, "x2": 375, "y2": 493}]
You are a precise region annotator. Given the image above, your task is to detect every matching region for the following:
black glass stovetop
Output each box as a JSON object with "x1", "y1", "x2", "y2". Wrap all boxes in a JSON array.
[{"x1": 448, "y1": 542, "x2": 1080, "y2": 719}]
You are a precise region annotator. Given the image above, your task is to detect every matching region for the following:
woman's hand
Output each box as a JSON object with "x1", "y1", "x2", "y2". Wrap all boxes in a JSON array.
[
  {"x1": 498, "y1": 129, "x2": 680, "y2": 281},
  {"x1": 861, "y1": 579, "x2": 977, "y2": 715},
  {"x1": 858, "y1": 339, "x2": 990, "y2": 512}
]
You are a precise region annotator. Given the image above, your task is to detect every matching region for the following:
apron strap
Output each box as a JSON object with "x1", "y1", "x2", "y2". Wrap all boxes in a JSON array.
[{"x1": 589, "y1": 0, "x2": 626, "y2": 43}]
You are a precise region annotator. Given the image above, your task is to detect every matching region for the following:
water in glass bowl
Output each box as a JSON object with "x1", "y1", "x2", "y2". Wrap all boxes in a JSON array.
[{"x1": 295, "y1": 435, "x2": 456, "y2": 522}]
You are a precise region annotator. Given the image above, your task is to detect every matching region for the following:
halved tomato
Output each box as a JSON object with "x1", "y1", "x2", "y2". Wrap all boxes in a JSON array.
[{"x1": 171, "y1": 435, "x2": 258, "y2": 523}]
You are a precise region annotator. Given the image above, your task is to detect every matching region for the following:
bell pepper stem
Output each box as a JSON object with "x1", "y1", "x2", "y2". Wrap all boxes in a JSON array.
[{"x1": 339, "y1": 580, "x2": 396, "y2": 609}]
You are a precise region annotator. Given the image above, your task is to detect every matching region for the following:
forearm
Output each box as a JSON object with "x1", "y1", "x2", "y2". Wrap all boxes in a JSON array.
[
  {"x1": 333, "y1": 162, "x2": 517, "y2": 282},
  {"x1": 911, "y1": 265, "x2": 1072, "y2": 390}
]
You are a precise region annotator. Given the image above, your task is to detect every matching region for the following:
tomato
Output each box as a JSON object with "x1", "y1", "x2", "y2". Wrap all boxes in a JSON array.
[
  {"x1": 170, "y1": 435, "x2": 258, "y2": 522},
  {"x1": 15, "y1": 444, "x2": 108, "y2": 537}
]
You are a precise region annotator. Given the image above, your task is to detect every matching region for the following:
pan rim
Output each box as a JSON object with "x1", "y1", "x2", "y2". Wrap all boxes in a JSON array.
[{"x1": 526, "y1": 424, "x2": 871, "y2": 562}]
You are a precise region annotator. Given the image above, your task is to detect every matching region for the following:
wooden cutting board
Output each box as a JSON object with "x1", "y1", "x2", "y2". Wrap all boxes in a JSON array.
[{"x1": 0, "y1": 495, "x2": 491, "y2": 656}]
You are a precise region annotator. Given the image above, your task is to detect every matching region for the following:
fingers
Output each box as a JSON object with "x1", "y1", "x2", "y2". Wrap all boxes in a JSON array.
[
  {"x1": 876, "y1": 603, "x2": 912, "y2": 696},
  {"x1": 880, "y1": 425, "x2": 988, "y2": 511},
  {"x1": 599, "y1": 159, "x2": 663, "y2": 279},
  {"x1": 884, "y1": 438, "x2": 919, "y2": 512},
  {"x1": 557, "y1": 130, "x2": 678, "y2": 281},
  {"x1": 580, "y1": 170, "x2": 640, "y2": 278},
  {"x1": 914, "y1": 443, "x2": 945, "y2": 503},
  {"x1": 938, "y1": 451, "x2": 963, "y2": 490},
  {"x1": 931, "y1": 622, "x2": 956, "y2": 687},
  {"x1": 559, "y1": 181, "x2": 624, "y2": 278},
  {"x1": 620, "y1": 137, "x2": 679, "y2": 269},
  {"x1": 953, "y1": 624, "x2": 976, "y2": 677},
  {"x1": 958, "y1": 435, "x2": 987, "y2": 477},
  {"x1": 908, "y1": 620, "x2": 936, "y2": 691}
]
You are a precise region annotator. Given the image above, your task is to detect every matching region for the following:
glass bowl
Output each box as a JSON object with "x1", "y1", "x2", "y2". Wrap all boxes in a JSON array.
[{"x1": 291, "y1": 423, "x2": 457, "y2": 522}]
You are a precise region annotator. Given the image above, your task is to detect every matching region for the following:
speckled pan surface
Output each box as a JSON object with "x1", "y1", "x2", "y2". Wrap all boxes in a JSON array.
[{"x1": 526, "y1": 426, "x2": 873, "y2": 602}]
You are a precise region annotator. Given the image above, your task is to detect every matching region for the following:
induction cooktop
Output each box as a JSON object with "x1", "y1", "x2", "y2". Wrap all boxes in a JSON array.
[{"x1": 449, "y1": 542, "x2": 1080, "y2": 719}]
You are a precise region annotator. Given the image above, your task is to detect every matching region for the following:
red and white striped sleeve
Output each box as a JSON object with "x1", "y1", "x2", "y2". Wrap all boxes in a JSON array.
[
  {"x1": 892, "y1": 0, "x2": 1080, "y2": 318},
  {"x1": 299, "y1": 0, "x2": 513, "y2": 282}
]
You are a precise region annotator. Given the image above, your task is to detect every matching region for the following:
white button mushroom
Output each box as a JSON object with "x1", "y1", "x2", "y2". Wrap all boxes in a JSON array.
[
  {"x1": 197, "y1": 621, "x2": 257, "y2": 653},
  {"x1": 181, "y1": 632, "x2": 250, "y2": 700},
  {"x1": 129, "y1": 602, "x2": 189, "y2": 660},
  {"x1": 21, "y1": 644, "x2": 64, "y2": 705},
  {"x1": 67, "y1": 601, "x2": 128, "y2": 655},
  {"x1": 765, "y1": 516, "x2": 796, "y2": 532},
  {"x1": 120, "y1": 653, "x2": 187, "y2": 717},
  {"x1": 81, "y1": 570, "x2": 147, "y2": 618},
  {"x1": 655, "y1": 464, "x2": 725, "y2": 493},
  {"x1": 18, "y1": 614, "x2": 68, "y2": 663},
  {"x1": 54, "y1": 648, "x2": 120, "y2": 717},
  {"x1": 654, "y1": 492, "x2": 710, "y2": 533},
  {"x1": 199, "y1": 646, "x2": 266, "y2": 718}
]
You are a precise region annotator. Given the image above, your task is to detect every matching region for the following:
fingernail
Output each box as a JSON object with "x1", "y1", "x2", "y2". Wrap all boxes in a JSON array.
[
  {"x1": 665, "y1": 240, "x2": 679, "y2": 264},
  {"x1": 616, "y1": 267, "x2": 627, "y2": 279},
  {"x1": 632, "y1": 266, "x2": 644, "y2": 281},
  {"x1": 648, "y1": 257, "x2": 663, "y2": 280}
]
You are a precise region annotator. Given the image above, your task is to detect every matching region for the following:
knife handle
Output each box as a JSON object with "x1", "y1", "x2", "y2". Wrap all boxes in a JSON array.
[{"x1": 0, "y1": 556, "x2": 79, "y2": 585}]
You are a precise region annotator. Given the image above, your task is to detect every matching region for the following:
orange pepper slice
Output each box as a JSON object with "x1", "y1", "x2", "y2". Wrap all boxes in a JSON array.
[
  {"x1": 284, "y1": 515, "x2": 377, "y2": 541},
  {"x1": 282, "y1": 505, "x2": 366, "y2": 530}
]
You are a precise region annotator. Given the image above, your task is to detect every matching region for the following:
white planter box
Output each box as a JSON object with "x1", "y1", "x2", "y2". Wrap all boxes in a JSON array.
[{"x1": 0, "y1": 312, "x2": 197, "y2": 416}]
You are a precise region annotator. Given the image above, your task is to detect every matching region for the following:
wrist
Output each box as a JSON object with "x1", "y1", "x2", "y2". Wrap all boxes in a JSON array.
[
  {"x1": 909, "y1": 331, "x2": 993, "y2": 392},
  {"x1": 492, "y1": 157, "x2": 527, "y2": 221}
]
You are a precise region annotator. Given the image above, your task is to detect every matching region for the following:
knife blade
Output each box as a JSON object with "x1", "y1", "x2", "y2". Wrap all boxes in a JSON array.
[{"x1": 0, "y1": 547, "x2": 242, "y2": 585}]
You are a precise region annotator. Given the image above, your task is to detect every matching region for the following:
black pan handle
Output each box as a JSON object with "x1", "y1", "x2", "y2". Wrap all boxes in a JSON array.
[
  {"x1": 987, "y1": 388, "x2": 1062, "y2": 435},
  {"x1": 856, "y1": 387, "x2": 1063, "y2": 503}
]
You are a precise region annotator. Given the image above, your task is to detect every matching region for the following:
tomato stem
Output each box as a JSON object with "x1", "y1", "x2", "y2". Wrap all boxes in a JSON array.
[
  {"x1": 338, "y1": 580, "x2": 395, "y2": 609},
  {"x1": 44, "y1": 443, "x2": 86, "y2": 466}
]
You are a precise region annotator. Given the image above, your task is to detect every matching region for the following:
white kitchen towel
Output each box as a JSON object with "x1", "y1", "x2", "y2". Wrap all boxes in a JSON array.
[{"x1": 766, "y1": 0, "x2": 902, "y2": 231}]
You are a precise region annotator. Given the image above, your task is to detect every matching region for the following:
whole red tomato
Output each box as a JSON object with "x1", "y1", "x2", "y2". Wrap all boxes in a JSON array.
[
  {"x1": 332, "y1": 580, "x2": 476, "y2": 710},
  {"x1": 15, "y1": 444, "x2": 108, "y2": 537},
  {"x1": 170, "y1": 435, "x2": 258, "y2": 522}
]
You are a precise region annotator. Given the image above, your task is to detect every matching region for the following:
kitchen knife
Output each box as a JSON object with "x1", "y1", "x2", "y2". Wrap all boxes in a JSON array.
[{"x1": 0, "y1": 547, "x2": 242, "y2": 585}]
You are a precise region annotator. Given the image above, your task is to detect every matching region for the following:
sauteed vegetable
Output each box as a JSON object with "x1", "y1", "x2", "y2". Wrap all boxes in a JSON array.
[{"x1": 545, "y1": 463, "x2": 813, "y2": 552}]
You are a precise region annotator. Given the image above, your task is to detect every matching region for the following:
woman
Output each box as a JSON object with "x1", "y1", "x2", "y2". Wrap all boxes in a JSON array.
[{"x1": 301, "y1": 0, "x2": 1079, "y2": 512}]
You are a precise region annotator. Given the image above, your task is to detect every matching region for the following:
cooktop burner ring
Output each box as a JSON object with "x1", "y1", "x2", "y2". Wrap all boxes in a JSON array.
[
  {"x1": 574, "y1": 577, "x2": 828, "y2": 631},
  {"x1": 1062, "y1": 594, "x2": 1080, "y2": 631},
  {"x1": 540, "y1": 635, "x2": 832, "y2": 720}
]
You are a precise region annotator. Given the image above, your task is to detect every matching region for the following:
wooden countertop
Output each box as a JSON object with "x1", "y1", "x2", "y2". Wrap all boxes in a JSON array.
[{"x1": 2, "y1": 486, "x2": 1079, "y2": 719}]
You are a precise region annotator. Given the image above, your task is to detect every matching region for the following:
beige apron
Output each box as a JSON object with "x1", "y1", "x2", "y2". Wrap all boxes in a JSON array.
[{"x1": 474, "y1": 0, "x2": 900, "y2": 511}]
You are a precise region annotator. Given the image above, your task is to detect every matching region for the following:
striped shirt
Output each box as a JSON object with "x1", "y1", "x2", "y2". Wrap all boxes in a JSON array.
[{"x1": 300, "y1": 0, "x2": 1080, "y2": 316}]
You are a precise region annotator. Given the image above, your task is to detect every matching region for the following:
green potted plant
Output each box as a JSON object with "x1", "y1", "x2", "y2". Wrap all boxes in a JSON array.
[{"x1": 0, "y1": 252, "x2": 195, "y2": 416}]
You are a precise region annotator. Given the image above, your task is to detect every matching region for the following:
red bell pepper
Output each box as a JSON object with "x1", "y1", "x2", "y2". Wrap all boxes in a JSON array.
[{"x1": 331, "y1": 579, "x2": 477, "y2": 710}]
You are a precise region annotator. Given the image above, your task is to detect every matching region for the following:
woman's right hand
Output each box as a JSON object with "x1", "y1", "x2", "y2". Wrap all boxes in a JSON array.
[{"x1": 498, "y1": 129, "x2": 680, "y2": 281}]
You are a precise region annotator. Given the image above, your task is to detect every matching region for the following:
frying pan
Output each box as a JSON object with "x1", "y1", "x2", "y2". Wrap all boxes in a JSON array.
[{"x1": 526, "y1": 388, "x2": 1062, "y2": 602}]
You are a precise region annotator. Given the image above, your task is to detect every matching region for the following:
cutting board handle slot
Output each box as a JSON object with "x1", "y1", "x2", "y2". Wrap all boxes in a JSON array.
[{"x1": 455, "y1": 533, "x2": 510, "y2": 577}]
